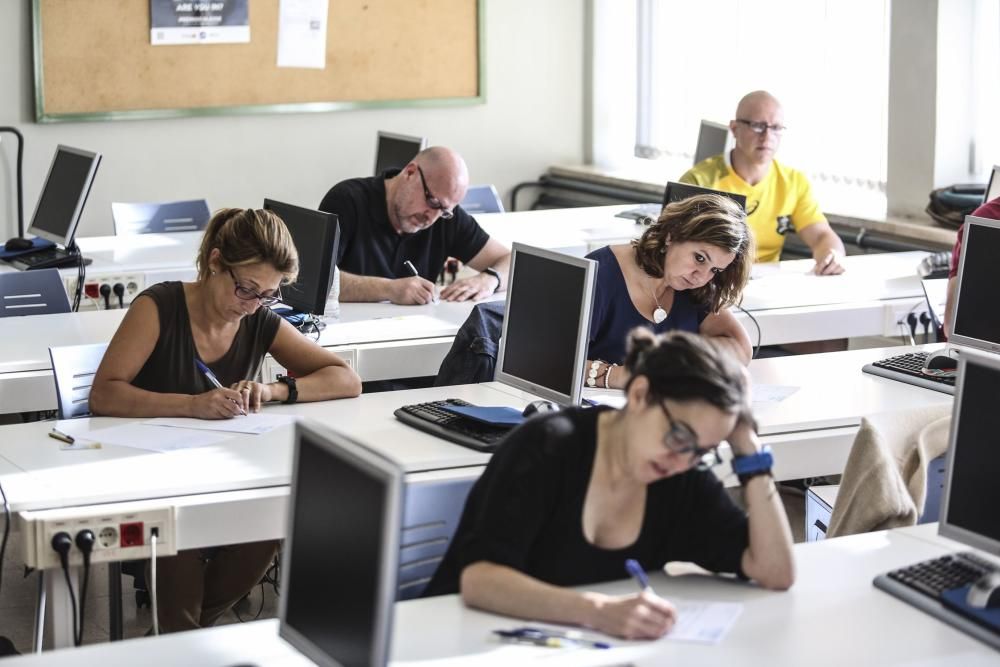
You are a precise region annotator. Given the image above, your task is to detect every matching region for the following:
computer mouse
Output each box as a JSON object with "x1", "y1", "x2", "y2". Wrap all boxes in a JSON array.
[
  {"x1": 966, "y1": 571, "x2": 1000, "y2": 609},
  {"x1": 923, "y1": 354, "x2": 957, "y2": 371},
  {"x1": 522, "y1": 400, "x2": 558, "y2": 417},
  {"x1": 4, "y1": 237, "x2": 33, "y2": 251}
]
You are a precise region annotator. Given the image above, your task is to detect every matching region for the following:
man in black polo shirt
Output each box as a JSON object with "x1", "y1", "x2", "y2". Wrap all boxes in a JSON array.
[{"x1": 318, "y1": 146, "x2": 511, "y2": 305}]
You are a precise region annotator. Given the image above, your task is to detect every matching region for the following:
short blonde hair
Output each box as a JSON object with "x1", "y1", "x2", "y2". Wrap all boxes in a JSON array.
[
  {"x1": 196, "y1": 208, "x2": 299, "y2": 284},
  {"x1": 632, "y1": 194, "x2": 754, "y2": 312}
]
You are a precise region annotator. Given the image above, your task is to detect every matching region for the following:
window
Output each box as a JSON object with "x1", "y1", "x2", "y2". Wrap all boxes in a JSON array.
[
  {"x1": 635, "y1": 0, "x2": 890, "y2": 193},
  {"x1": 971, "y1": 0, "x2": 1000, "y2": 178}
]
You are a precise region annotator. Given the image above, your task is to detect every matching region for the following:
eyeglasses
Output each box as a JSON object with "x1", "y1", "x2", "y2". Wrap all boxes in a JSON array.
[
  {"x1": 228, "y1": 269, "x2": 282, "y2": 307},
  {"x1": 735, "y1": 118, "x2": 787, "y2": 135},
  {"x1": 660, "y1": 402, "x2": 721, "y2": 471},
  {"x1": 415, "y1": 165, "x2": 455, "y2": 220}
]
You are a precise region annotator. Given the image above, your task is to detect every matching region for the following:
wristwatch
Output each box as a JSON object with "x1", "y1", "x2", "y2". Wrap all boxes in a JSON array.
[
  {"x1": 276, "y1": 374, "x2": 298, "y2": 404},
  {"x1": 731, "y1": 445, "x2": 773, "y2": 484},
  {"x1": 483, "y1": 267, "x2": 502, "y2": 293}
]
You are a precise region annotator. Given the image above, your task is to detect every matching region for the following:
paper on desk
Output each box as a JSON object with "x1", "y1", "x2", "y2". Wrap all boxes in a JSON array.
[
  {"x1": 667, "y1": 600, "x2": 743, "y2": 644},
  {"x1": 65, "y1": 423, "x2": 231, "y2": 453},
  {"x1": 277, "y1": 0, "x2": 329, "y2": 69},
  {"x1": 751, "y1": 384, "x2": 799, "y2": 405},
  {"x1": 144, "y1": 412, "x2": 296, "y2": 435}
]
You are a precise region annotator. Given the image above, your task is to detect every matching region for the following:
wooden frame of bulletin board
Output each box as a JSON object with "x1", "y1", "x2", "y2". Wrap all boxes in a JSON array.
[{"x1": 32, "y1": 0, "x2": 484, "y2": 123}]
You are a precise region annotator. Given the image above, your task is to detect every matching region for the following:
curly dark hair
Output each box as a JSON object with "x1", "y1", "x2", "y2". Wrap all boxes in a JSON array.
[{"x1": 632, "y1": 194, "x2": 754, "y2": 312}]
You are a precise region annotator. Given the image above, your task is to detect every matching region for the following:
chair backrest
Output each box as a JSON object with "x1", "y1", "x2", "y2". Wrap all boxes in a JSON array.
[
  {"x1": 111, "y1": 199, "x2": 210, "y2": 235},
  {"x1": 397, "y1": 473, "x2": 476, "y2": 600},
  {"x1": 49, "y1": 343, "x2": 108, "y2": 419},
  {"x1": 0, "y1": 269, "x2": 71, "y2": 317},
  {"x1": 460, "y1": 185, "x2": 505, "y2": 214}
]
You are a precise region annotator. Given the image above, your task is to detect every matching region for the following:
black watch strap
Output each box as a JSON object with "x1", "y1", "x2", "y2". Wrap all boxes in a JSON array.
[
  {"x1": 277, "y1": 374, "x2": 298, "y2": 404},
  {"x1": 483, "y1": 267, "x2": 501, "y2": 293}
]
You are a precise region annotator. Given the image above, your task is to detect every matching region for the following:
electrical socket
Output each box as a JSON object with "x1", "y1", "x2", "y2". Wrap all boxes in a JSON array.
[
  {"x1": 64, "y1": 273, "x2": 146, "y2": 310},
  {"x1": 21, "y1": 505, "x2": 176, "y2": 570}
]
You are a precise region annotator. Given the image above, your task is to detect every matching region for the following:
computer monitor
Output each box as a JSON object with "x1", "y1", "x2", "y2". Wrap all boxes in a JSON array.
[
  {"x1": 27, "y1": 145, "x2": 102, "y2": 247},
  {"x1": 263, "y1": 199, "x2": 340, "y2": 317},
  {"x1": 279, "y1": 420, "x2": 404, "y2": 667},
  {"x1": 938, "y1": 352, "x2": 1000, "y2": 558},
  {"x1": 984, "y1": 165, "x2": 1000, "y2": 205},
  {"x1": 494, "y1": 243, "x2": 597, "y2": 406},
  {"x1": 950, "y1": 215, "x2": 1000, "y2": 354},
  {"x1": 662, "y1": 181, "x2": 747, "y2": 212},
  {"x1": 374, "y1": 131, "x2": 426, "y2": 176},
  {"x1": 694, "y1": 120, "x2": 729, "y2": 165}
]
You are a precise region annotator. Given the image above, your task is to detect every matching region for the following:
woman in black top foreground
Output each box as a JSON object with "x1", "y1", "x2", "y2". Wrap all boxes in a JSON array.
[{"x1": 424, "y1": 329, "x2": 794, "y2": 639}]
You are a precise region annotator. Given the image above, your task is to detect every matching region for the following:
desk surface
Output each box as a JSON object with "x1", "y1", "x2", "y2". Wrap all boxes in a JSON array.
[{"x1": 5, "y1": 526, "x2": 995, "y2": 665}]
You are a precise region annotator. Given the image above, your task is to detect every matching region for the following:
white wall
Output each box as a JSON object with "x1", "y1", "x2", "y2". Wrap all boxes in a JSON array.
[{"x1": 0, "y1": 1, "x2": 584, "y2": 238}]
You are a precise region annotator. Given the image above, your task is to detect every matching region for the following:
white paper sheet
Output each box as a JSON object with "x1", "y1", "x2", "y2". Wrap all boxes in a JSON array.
[
  {"x1": 667, "y1": 600, "x2": 743, "y2": 644},
  {"x1": 66, "y1": 423, "x2": 231, "y2": 453},
  {"x1": 751, "y1": 383, "x2": 800, "y2": 405},
  {"x1": 144, "y1": 412, "x2": 296, "y2": 435},
  {"x1": 277, "y1": 0, "x2": 329, "y2": 69}
]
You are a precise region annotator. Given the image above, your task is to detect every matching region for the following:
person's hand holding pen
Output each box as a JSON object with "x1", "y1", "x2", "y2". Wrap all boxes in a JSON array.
[
  {"x1": 390, "y1": 260, "x2": 437, "y2": 305},
  {"x1": 191, "y1": 359, "x2": 247, "y2": 420},
  {"x1": 229, "y1": 379, "x2": 273, "y2": 414},
  {"x1": 580, "y1": 559, "x2": 677, "y2": 640}
]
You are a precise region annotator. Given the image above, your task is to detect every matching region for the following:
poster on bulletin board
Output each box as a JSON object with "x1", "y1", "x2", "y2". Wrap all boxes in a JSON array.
[{"x1": 150, "y1": 0, "x2": 250, "y2": 45}]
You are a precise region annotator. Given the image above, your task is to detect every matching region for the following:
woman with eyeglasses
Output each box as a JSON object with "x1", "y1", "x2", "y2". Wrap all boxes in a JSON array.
[
  {"x1": 585, "y1": 194, "x2": 754, "y2": 391},
  {"x1": 90, "y1": 208, "x2": 360, "y2": 633},
  {"x1": 424, "y1": 330, "x2": 794, "y2": 640}
]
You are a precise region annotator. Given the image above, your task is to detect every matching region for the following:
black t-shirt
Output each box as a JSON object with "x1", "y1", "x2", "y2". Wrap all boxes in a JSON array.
[
  {"x1": 131, "y1": 281, "x2": 281, "y2": 394},
  {"x1": 317, "y1": 170, "x2": 490, "y2": 281},
  {"x1": 423, "y1": 406, "x2": 750, "y2": 596}
]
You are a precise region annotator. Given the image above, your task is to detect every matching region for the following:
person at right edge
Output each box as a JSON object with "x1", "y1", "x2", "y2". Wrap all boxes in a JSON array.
[
  {"x1": 423, "y1": 330, "x2": 794, "y2": 640},
  {"x1": 681, "y1": 90, "x2": 846, "y2": 275}
]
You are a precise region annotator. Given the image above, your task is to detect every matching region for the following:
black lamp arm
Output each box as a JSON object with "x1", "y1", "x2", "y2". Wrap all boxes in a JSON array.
[{"x1": 0, "y1": 127, "x2": 25, "y2": 238}]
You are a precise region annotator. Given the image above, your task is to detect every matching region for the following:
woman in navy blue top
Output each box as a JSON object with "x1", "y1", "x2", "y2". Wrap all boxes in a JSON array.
[{"x1": 585, "y1": 194, "x2": 754, "y2": 388}]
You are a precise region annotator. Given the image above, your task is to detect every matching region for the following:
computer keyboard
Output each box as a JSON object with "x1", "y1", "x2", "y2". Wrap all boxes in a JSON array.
[
  {"x1": 5, "y1": 247, "x2": 81, "y2": 271},
  {"x1": 394, "y1": 398, "x2": 513, "y2": 452},
  {"x1": 862, "y1": 352, "x2": 956, "y2": 395},
  {"x1": 874, "y1": 552, "x2": 1000, "y2": 649}
]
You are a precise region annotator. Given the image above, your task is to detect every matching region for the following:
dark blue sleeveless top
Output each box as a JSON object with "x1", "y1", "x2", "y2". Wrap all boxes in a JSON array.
[{"x1": 586, "y1": 246, "x2": 709, "y2": 364}]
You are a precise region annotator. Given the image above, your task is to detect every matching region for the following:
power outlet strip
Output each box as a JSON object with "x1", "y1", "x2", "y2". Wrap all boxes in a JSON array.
[
  {"x1": 20, "y1": 505, "x2": 176, "y2": 570},
  {"x1": 64, "y1": 273, "x2": 146, "y2": 310}
]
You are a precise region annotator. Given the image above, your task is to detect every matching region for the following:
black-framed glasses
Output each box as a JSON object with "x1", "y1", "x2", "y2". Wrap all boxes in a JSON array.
[
  {"x1": 415, "y1": 165, "x2": 455, "y2": 220},
  {"x1": 228, "y1": 269, "x2": 282, "y2": 307},
  {"x1": 735, "y1": 118, "x2": 787, "y2": 135},
  {"x1": 660, "y1": 402, "x2": 721, "y2": 471}
]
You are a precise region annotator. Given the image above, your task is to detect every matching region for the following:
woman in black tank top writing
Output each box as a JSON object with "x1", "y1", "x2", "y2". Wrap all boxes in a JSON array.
[{"x1": 91, "y1": 208, "x2": 361, "y2": 633}]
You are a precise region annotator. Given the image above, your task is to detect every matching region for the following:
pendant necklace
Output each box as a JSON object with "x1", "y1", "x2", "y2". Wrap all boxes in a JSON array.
[{"x1": 650, "y1": 281, "x2": 669, "y2": 324}]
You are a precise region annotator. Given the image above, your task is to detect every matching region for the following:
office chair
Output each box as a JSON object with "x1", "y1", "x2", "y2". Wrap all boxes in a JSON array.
[
  {"x1": 111, "y1": 199, "x2": 210, "y2": 235},
  {"x1": 0, "y1": 269, "x2": 70, "y2": 317},
  {"x1": 48, "y1": 342, "x2": 147, "y2": 639},
  {"x1": 397, "y1": 473, "x2": 476, "y2": 600},
  {"x1": 460, "y1": 185, "x2": 505, "y2": 214},
  {"x1": 824, "y1": 405, "x2": 952, "y2": 538}
]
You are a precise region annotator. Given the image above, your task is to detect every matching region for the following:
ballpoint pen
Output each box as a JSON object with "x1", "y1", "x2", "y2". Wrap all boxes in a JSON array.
[
  {"x1": 404, "y1": 259, "x2": 439, "y2": 303},
  {"x1": 48, "y1": 427, "x2": 75, "y2": 444},
  {"x1": 195, "y1": 359, "x2": 247, "y2": 416},
  {"x1": 625, "y1": 558, "x2": 653, "y2": 592}
]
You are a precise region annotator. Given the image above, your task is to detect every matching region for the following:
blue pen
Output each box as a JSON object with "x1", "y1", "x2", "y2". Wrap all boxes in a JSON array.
[
  {"x1": 195, "y1": 359, "x2": 247, "y2": 416},
  {"x1": 625, "y1": 558, "x2": 652, "y2": 592}
]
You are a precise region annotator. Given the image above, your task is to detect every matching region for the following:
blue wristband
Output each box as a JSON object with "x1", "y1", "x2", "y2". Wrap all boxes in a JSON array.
[{"x1": 731, "y1": 445, "x2": 773, "y2": 482}]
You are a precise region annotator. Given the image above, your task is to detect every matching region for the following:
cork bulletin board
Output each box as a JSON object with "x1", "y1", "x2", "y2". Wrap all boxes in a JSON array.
[{"x1": 32, "y1": 0, "x2": 483, "y2": 123}]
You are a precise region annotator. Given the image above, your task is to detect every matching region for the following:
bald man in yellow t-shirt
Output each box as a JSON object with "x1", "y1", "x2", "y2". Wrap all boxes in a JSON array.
[{"x1": 681, "y1": 91, "x2": 846, "y2": 274}]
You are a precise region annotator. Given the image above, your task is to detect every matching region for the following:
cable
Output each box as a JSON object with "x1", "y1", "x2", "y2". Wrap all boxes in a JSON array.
[
  {"x1": 919, "y1": 312, "x2": 932, "y2": 344},
  {"x1": 112, "y1": 283, "x2": 125, "y2": 309},
  {"x1": 150, "y1": 529, "x2": 159, "y2": 636},
  {"x1": 74, "y1": 530, "x2": 95, "y2": 646},
  {"x1": 99, "y1": 284, "x2": 111, "y2": 310},
  {"x1": 736, "y1": 305, "x2": 762, "y2": 359},
  {"x1": 50, "y1": 532, "x2": 79, "y2": 647}
]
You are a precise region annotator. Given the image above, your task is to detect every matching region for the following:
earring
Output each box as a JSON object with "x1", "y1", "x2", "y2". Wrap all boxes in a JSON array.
[{"x1": 211, "y1": 270, "x2": 216, "y2": 275}]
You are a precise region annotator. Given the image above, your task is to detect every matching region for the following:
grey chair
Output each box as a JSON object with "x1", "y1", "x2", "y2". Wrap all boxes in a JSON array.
[
  {"x1": 0, "y1": 269, "x2": 70, "y2": 317},
  {"x1": 397, "y1": 473, "x2": 477, "y2": 600},
  {"x1": 48, "y1": 343, "x2": 108, "y2": 419},
  {"x1": 460, "y1": 185, "x2": 505, "y2": 214},
  {"x1": 111, "y1": 199, "x2": 210, "y2": 235}
]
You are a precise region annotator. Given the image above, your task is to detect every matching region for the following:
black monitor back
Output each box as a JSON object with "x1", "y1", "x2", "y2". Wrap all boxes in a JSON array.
[
  {"x1": 264, "y1": 199, "x2": 340, "y2": 316},
  {"x1": 662, "y1": 181, "x2": 747, "y2": 212}
]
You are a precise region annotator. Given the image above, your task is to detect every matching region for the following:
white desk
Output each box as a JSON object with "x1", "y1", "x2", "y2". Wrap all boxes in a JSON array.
[{"x1": 5, "y1": 526, "x2": 995, "y2": 665}]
